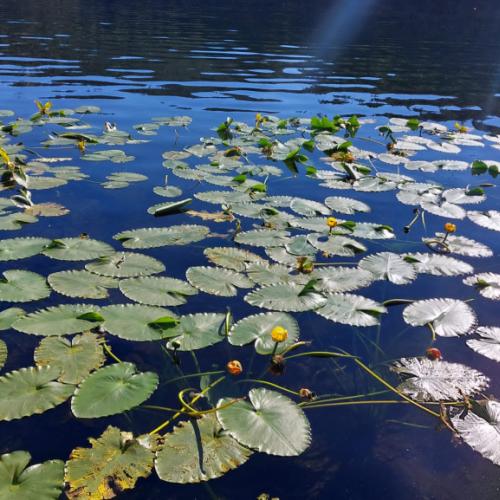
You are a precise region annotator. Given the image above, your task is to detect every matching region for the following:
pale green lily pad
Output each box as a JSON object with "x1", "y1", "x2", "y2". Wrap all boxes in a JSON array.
[
  {"x1": 463, "y1": 273, "x2": 500, "y2": 300},
  {"x1": 324, "y1": 196, "x2": 371, "y2": 214},
  {"x1": 0, "y1": 307, "x2": 25, "y2": 330},
  {"x1": 165, "y1": 313, "x2": 225, "y2": 351},
  {"x1": 86, "y1": 252, "x2": 165, "y2": 277},
  {"x1": 404, "y1": 253, "x2": 473, "y2": 276},
  {"x1": 313, "y1": 267, "x2": 374, "y2": 293},
  {"x1": 307, "y1": 233, "x2": 366, "y2": 257},
  {"x1": 359, "y1": 252, "x2": 416, "y2": 285},
  {"x1": 101, "y1": 304, "x2": 179, "y2": 341},
  {"x1": 153, "y1": 185, "x2": 183, "y2": 198},
  {"x1": 0, "y1": 237, "x2": 50, "y2": 261},
  {"x1": 234, "y1": 229, "x2": 290, "y2": 248},
  {"x1": 155, "y1": 413, "x2": 252, "y2": 484},
  {"x1": 0, "y1": 340, "x2": 7, "y2": 371},
  {"x1": 0, "y1": 451, "x2": 64, "y2": 500},
  {"x1": 186, "y1": 266, "x2": 252, "y2": 296},
  {"x1": 217, "y1": 388, "x2": 311, "y2": 456},
  {"x1": 48, "y1": 270, "x2": 118, "y2": 299},
  {"x1": 315, "y1": 293, "x2": 387, "y2": 326},
  {"x1": 114, "y1": 225, "x2": 209, "y2": 249},
  {"x1": 468, "y1": 210, "x2": 500, "y2": 232},
  {"x1": 0, "y1": 366, "x2": 75, "y2": 421},
  {"x1": 423, "y1": 234, "x2": 492, "y2": 258},
  {"x1": 12, "y1": 304, "x2": 103, "y2": 336},
  {"x1": 42, "y1": 238, "x2": 115, "y2": 261},
  {"x1": 246, "y1": 262, "x2": 296, "y2": 286},
  {"x1": 65, "y1": 426, "x2": 154, "y2": 498},
  {"x1": 204, "y1": 247, "x2": 264, "y2": 272},
  {"x1": 229, "y1": 312, "x2": 299, "y2": 354},
  {"x1": 34, "y1": 332, "x2": 105, "y2": 385},
  {"x1": 0, "y1": 270, "x2": 50, "y2": 302},
  {"x1": 244, "y1": 282, "x2": 327, "y2": 312},
  {"x1": 71, "y1": 362, "x2": 159, "y2": 418},
  {"x1": 466, "y1": 327, "x2": 500, "y2": 362},
  {"x1": 119, "y1": 277, "x2": 198, "y2": 306}
]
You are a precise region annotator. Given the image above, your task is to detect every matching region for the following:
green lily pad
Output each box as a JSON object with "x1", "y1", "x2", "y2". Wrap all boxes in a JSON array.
[
  {"x1": 0, "y1": 237, "x2": 50, "y2": 261},
  {"x1": 71, "y1": 362, "x2": 159, "y2": 418},
  {"x1": 155, "y1": 413, "x2": 252, "y2": 484},
  {"x1": 0, "y1": 307, "x2": 25, "y2": 330},
  {"x1": 359, "y1": 252, "x2": 416, "y2": 285},
  {"x1": 0, "y1": 366, "x2": 74, "y2": 421},
  {"x1": 34, "y1": 332, "x2": 105, "y2": 385},
  {"x1": 165, "y1": 313, "x2": 226, "y2": 351},
  {"x1": 42, "y1": 238, "x2": 115, "y2": 261},
  {"x1": 114, "y1": 225, "x2": 210, "y2": 249},
  {"x1": 0, "y1": 340, "x2": 7, "y2": 371},
  {"x1": 86, "y1": 252, "x2": 165, "y2": 277},
  {"x1": 12, "y1": 304, "x2": 103, "y2": 336},
  {"x1": 234, "y1": 229, "x2": 290, "y2": 248},
  {"x1": 119, "y1": 277, "x2": 197, "y2": 306},
  {"x1": 229, "y1": 312, "x2": 299, "y2": 354},
  {"x1": 65, "y1": 426, "x2": 154, "y2": 498},
  {"x1": 204, "y1": 247, "x2": 264, "y2": 272},
  {"x1": 48, "y1": 270, "x2": 118, "y2": 299},
  {"x1": 0, "y1": 270, "x2": 50, "y2": 302},
  {"x1": 186, "y1": 266, "x2": 253, "y2": 296},
  {"x1": 101, "y1": 304, "x2": 179, "y2": 341},
  {"x1": 0, "y1": 451, "x2": 64, "y2": 500},
  {"x1": 217, "y1": 388, "x2": 311, "y2": 456}
]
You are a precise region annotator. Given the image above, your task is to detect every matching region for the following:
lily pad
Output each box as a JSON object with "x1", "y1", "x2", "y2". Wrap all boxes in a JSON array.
[
  {"x1": 0, "y1": 307, "x2": 25, "y2": 330},
  {"x1": 234, "y1": 229, "x2": 290, "y2": 248},
  {"x1": 468, "y1": 210, "x2": 500, "y2": 232},
  {"x1": 0, "y1": 366, "x2": 74, "y2": 420},
  {"x1": 86, "y1": 252, "x2": 165, "y2": 277},
  {"x1": 467, "y1": 327, "x2": 500, "y2": 362},
  {"x1": 119, "y1": 276, "x2": 198, "y2": 306},
  {"x1": 229, "y1": 312, "x2": 299, "y2": 354},
  {"x1": 0, "y1": 237, "x2": 50, "y2": 261},
  {"x1": 403, "y1": 298, "x2": 476, "y2": 337},
  {"x1": 165, "y1": 313, "x2": 226, "y2": 351},
  {"x1": 392, "y1": 357, "x2": 489, "y2": 401},
  {"x1": 217, "y1": 388, "x2": 311, "y2": 456},
  {"x1": 186, "y1": 266, "x2": 252, "y2": 296},
  {"x1": 71, "y1": 362, "x2": 159, "y2": 418},
  {"x1": 463, "y1": 273, "x2": 500, "y2": 300},
  {"x1": 359, "y1": 252, "x2": 416, "y2": 285},
  {"x1": 204, "y1": 247, "x2": 264, "y2": 271},
  {"x1": 12, "y1": 304, "x2": 103, "y2": 336},
  {"x1": 404, "y1": 253, "x2": 473, "y2": 276},
  {"x1": 423, "y1": 234, "x2": 492, "y2": 258},
  {"x1": 48, "y1": 270, "x2": 118, "y2": 299},
  {"x1": 0, "y1": 270, "x2": 50, "y2": 302},
  {"x1": 101, "y1": 304, "x2": 179, "y2": 341},
  {"x1": 114, "y1": 225, "x2": 209, "y2": 249},
  {"x1": 155, "y1": 413, "x2": 252, "y2": 484},
  {"x1": 43, "y1": 238, "x2": 115, "y2": 261},
  {"x1": 0, "y1": 451, "x2": 64, "y2": 500},
  {"x1": 34, "y1": 332, "x2": 105, "y2": 384},
  {"x1": 313, "y1": 266, "x2": 374, "y2": 293},
  {"x1": 65, "y1": 426, "x2": 154, "y2": 498}
]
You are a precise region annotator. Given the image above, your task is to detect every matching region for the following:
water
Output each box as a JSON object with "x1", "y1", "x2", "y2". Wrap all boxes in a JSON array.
[{"x1": 0, "y1": 1, "x2": 499, "y2": 498}]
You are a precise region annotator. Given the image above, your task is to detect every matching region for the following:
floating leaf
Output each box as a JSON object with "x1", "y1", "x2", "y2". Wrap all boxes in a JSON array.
[
  {"x1": 468, "y1": 210, "x2": 500, "y2": 232},
  {"x1": 147, "y1": 199, "x2": 192, "y2": 216},
  {"x1": 65, "y1": 426, "x2": 154, "y2": 499},
  {"x1": 0, "y1": 366, "x2": 74, "y2": 421},
  {"x1": 452, "y1": 401, "x2": 500, "y2": 466},
  {"x1": 165, "y1": 313, "x2": 225, "y2": 351},
  {"x1": 204, "y1": 247, "x2": 264, "y2": 271},
  {"x1": 463, "y1": 273, "x2": 500, "y2": 300},
  {"x1": 34, "y1": 332, "x2": 105, "y2": 384},
  {"x1": 114, "y1": 225, "x2": 209, "y2": 249},
  {"x1": 155, "y1": 413, "x2": 252, "y2": 484},
  {"x1": 324, "y1": 196, "x2": 370, "y2": 214},
  {"x1": 186, "y1": 266, "x2": 252, "y2": 296},
  {"x1": 313, "y1": 266, "x2": 374, "y2": 293},
  {"x1": 404, "y1": 253, "x2": 473, "y2": 276},
  {"x1": 71, "y1": 363, "x2": 158, "y2": 418},
  {"x1": 229, "y1": 312, "x2": 299, "y2": 354},
  {"x1": 0, "y1": 340, "x2": 7, "y2": 371},
  {"x1": 13, "y1": 304, "x2": 103, "y2": 336},
  {"x1": 43, "y1": 238, "x2": 115, "y2": 261},
  {"x1": 290, "y1": 198, "x2": 330, "y2": 217},
  {"x1": 307, "y1": 233, "x2": 366, "y2": 257},
  {"x1": 234, "y1": 229, "x2": 290, "y2": 248},
  {"x1": 48, "y1": 270, "x2": 118, "y2": 299},
  {"x1": 467, "y1": 327, "x2": 500, "y2": 362},
  {"x1": 0, "y1": 237, "x2": 50, "y2": 261},
  {"x1": 392, "y1": 358, "x2": 488, "y2": 401},
  {"x1": 101, "y1": 304, "x2": 179, "y2": 341},
  {"x1": 0, "y1": 270, "x2": 50, "y2": 302},
  {"x1": 403, "y1": 298, "x2": 476, "y2": 337},
  {"x1": 119, "y1": 277, "x2": 197, "y2": 306},
  {"x1": 359, "y1": 252, "x2": 416, "y2": 285},
  {"x1": 315, "y1": 293, "x2": 386, "y2": 326},
  {"x1": 86, "y1": 252, "x2": 165, "y2": 277},
  {"x1": 244, "y1": 283, "x2": 327, "y2": 312},
  {"x1": 245, "y1": 262, "x2": 297, "y2": 286},
  {"x1": 423, "y1": 234, "x2": 492, "y2": 257},
  {"x1": 217, "y1": 388, "x2": 311, "y2": 456},
  {"x1": 0, "y1": 451, "x2": 64, "y2": 500},
  {"x1": 25, "y1": 202, "x2": 69, "y2": 217},
  {"x1": 0, "y1": 307, "x2": 25, "y2": 330}
]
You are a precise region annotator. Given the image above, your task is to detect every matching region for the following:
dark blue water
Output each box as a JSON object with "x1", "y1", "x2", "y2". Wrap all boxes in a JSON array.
[{"x1": 0, "y1": 1, "x2": 500, "y2": 498}]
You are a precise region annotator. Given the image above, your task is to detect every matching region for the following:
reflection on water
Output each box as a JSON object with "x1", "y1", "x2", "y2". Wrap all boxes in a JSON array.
[{"x1": 0, "y1": 0, "x2": 499, "y2": 498}]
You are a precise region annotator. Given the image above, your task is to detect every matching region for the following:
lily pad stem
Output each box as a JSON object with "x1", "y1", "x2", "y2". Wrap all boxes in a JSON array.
[
  {"x1": 238, "y1": 378, "x2": 301, "y2": 397},
  {"x1": 103, "y1": 342, "x2": 122, "y2": 364}
]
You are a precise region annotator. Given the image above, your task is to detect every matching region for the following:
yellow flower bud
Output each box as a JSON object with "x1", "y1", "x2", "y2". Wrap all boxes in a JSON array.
[
  {"x1": 226, "y1": 360, "x2": 243, "y2": 375},
  {"x1": 271, "y1": 326, "x2": 288, "y2": 343},
  {"x1": 444, "y1": 222, "x2": 456, "y2": 233},
  {"x1": 326, "y1": 217, "x2": 338, "y2": 229}
]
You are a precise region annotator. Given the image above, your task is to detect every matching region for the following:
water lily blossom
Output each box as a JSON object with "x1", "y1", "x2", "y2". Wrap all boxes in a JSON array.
[
  {"x1": 271, "y1": 326, "x2": 288, "y2": 343},
  {"x1": 226, "y1": 360, "x2": 243, "y2": 375}
]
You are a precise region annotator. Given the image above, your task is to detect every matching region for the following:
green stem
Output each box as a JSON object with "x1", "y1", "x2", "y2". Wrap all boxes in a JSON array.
[
  {"x1": 284, "y1": 351, "x2": 358, "y2": 361},
  {"x1": 299, "y1": 390, "x2": 390, "y2": 407},
  {"x1": 160, "y1": 370, "x2": 225, "y2": 387},
  {"x1": 103, "y1": 343, "x2": 122, "y2": 364},
  {"x1": 427, "y1": 322, "x2": 436, "y2": 342},
  {"x1": 238, "y1": 378, "x2": 301, "y2": 396}
]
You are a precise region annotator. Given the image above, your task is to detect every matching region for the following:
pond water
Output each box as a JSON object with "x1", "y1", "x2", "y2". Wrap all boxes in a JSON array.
[{"x1": 0, "y1": 1, "x2": 499, "y2": 499}]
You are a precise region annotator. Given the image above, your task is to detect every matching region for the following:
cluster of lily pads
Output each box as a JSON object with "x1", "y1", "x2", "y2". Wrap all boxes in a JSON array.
[{"x1": 0, "y1": 102, "x2": 499, "y2": 498}]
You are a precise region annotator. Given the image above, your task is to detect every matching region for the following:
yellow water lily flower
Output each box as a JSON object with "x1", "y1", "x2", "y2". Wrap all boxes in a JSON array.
[
  {"x1": 326, "y1": 217, "x2": 338, "y2": 229},
  {"x1": 271, "y1": 325, "x2": 288, "y2": 343},
  {"x1": 444, "y1": 222, "x2": 456, "y2": 233}
]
